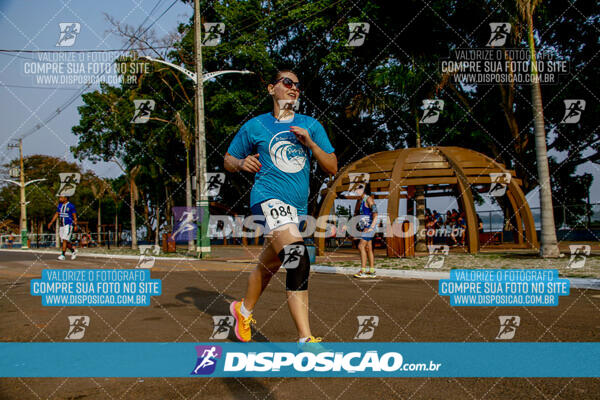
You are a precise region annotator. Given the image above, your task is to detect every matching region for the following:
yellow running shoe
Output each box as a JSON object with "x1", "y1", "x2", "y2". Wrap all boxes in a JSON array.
[
  {"x1": 298, "y1": 336, "x2": 327, "y2": 354},
  {"x1": 230, "y1": 300, "x2": 255, "y2": 342}
]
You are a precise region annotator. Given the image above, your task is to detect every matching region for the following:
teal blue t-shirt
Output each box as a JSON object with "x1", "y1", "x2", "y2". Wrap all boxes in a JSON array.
[{"x1": 227, "y1": 113, "x2": 335, "y2": 215}]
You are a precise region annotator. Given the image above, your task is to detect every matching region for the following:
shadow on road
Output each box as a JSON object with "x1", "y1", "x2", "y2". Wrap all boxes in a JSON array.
[
  {"x1": 175, "y1": 287, "x2": 276, "y2": 398},
  {"x1": 175, "y1": 287, "x2": 270, "y2": 342}
]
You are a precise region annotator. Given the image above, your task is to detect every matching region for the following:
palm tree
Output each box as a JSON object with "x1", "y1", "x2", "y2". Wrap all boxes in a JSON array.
[
  {"x1": 175, "y1": 111, "x2": 195, "y2": 252},
  {"x1": 113, "y1": 159, "x2": 141, "y2": 249},
  {"x1": 90, "y1": 179, "x2": 109, "y2": 246},
  {"x1": 127, "y1": 166, "x2": 142, "y2": 250},
  {"x1": 107, "y1": 185, "x2": 121, "y2": 247},
  {"x1": 516, "y1": 0, "x2": 560, "y2": 257}
]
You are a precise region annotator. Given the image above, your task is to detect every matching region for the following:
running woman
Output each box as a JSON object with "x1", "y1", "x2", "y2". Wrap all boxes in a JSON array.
[
  {"x1": 224, "y1": 69, "x2": 337, "y2": 344},
  {"x1": 353, "y1": 183, "x2": 378, "y2": 279},
  {"x1": 48, "y1": 196, "x2": 78, "y2": 260}
]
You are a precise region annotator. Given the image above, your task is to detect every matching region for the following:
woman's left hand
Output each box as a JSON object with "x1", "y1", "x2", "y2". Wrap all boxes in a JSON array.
[{"x1": 290, "y1": 126, "x2": 313, "y2": 148}]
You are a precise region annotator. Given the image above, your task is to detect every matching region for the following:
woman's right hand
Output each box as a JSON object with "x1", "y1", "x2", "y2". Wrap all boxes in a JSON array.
[{"x1": 240, "y1": 154, "x2": 261, "y2": 173}]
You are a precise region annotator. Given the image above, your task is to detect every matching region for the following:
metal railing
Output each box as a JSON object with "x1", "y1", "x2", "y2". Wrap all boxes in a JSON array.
[{"x1": 0, "y1": 232, "x2": 133, "y2": 249}]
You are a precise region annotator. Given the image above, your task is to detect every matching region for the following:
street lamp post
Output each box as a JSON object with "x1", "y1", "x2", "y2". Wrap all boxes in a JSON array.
[
  {"x1": 4, "y1": 139, "x2": 46, "y2": 249},
  {"x1": 139, "y1": 55, "x2": 253, "y2": 258}
]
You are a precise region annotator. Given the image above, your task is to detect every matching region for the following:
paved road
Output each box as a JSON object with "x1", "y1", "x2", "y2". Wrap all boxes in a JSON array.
[{"x1": 1, "y1": 250, "x2": 600, "y2": 399}]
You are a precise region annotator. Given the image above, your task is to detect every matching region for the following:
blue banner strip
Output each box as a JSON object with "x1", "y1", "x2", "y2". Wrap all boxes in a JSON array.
[{"x1": 1, "y1": 342, "x2": 599, "y2": 377}]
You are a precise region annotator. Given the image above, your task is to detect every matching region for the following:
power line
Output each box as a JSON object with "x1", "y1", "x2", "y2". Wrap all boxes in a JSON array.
[
  {"x1": 0, "y1": 83, "x2": 81, "y2": 90},
  {"x1": 0, "y1": 47, "x2": 172, "y2": 53},
  {"x1": 18, "y1": 0, "x2": 179, "y2": 140},
  {"x1": 15, "y1": 0, "x2": 335, "y2": 140}
]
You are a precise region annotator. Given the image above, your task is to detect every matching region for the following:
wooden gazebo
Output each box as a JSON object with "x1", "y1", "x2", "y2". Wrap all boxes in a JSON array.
[{"x1": 316, "y1": 147, "x2": 538, "y2": 256}]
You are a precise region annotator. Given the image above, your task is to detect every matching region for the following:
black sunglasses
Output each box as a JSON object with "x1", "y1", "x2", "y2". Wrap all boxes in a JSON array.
[{"x1": 272, "y1": 77, "x2": 301, "y2": 91}]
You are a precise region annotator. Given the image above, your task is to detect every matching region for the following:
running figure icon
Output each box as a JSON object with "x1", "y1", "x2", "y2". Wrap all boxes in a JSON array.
[{"x1": 193, "y1": 347, "x2": 218, "y2": 373}]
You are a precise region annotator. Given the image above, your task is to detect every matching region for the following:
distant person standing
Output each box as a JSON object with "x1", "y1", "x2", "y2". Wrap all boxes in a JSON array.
[
  {"x1": 354, "y1": 183, "x2": 378, "y2": 279},
  {"x1": 48, "y1": 196, "x2": 78, "y2": 260}
]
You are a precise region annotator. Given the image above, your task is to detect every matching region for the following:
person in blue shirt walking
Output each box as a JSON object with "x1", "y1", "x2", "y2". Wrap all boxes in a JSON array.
[
  {"x1": 48, "y1": 196, "x2": 78, "y2": 260},
  {"x1": 224, "y1": 69, "x2": 337, "y2": 343}
]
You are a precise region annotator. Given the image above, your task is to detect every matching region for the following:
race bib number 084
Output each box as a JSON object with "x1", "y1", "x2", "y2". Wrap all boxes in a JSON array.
[{"x1": 261, "y1": 199, "x2": 299, "y2": 230}]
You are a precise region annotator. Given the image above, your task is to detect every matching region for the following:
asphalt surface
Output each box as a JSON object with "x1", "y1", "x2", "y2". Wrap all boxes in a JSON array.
[{"x1": 1, "y1": 250, "x2": 600, "y2": 399}]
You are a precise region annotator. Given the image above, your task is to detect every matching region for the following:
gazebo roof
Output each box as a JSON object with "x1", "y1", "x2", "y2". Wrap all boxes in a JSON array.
[
  {"x1": 329, "y1": 146, "x2": 521, "y2": 196},
  {"x1": 316, "y1": 146, "x2": 537, "y2": 257}
]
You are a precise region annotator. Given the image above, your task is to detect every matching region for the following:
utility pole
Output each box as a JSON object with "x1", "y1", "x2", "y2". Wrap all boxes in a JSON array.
[
  {"x1": 4, "y1": 140, "x2": 45, "y2": 249},
  {"x1": 7, "y1": 139, "x2": 27, "y2": 248},
  {"x1": 194, "y1": 0, "x2": 210, "y2": 257}
]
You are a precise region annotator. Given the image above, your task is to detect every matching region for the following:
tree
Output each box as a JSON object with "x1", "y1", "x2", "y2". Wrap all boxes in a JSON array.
[
  {"x1": 517, "y1": 0, "x2": 560, "y2": 257},
  {"x1": 106, "y1": 182, "x2": 121, "y2": 246},
  {"x1": 175, "y1": 111, "x2": 196, "y2": 252},
  {"x1": 1, "y1": 155, "x2": 100, "y2": 234},
  {"x1": 90, "y1": 178, "x2": 109, "y2": 245},
  {"x1": 113, "y1": 160, "x2": 141, "y2": 249}
]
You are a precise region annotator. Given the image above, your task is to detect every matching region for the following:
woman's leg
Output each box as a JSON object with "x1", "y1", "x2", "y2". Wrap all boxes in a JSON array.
[
  {"x1": 242, "y1": 238, "x2": 280, "y2": 311},
  {"x1": 268, "y1": 224, "x2": 313, "y2": 340},
  {"x1": 367, "y1": 240, "x2": 374, "y2": 271},
  {"x1": 358, "y1": 240, "x2": 367, "y2": 271}
]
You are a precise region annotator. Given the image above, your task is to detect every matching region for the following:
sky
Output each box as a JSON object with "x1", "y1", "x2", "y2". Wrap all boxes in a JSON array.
[
  {"x1": 0, "y1": 0, "x2": 598, "y2": 213},
  {"x1": 0, "y1": 0, "x2": 192, "y2": 178}
]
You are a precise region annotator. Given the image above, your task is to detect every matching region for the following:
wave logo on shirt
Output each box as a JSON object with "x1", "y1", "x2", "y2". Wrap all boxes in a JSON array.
[{"x1": 269, "y1": 131, "x2": 307, "y2": 173}]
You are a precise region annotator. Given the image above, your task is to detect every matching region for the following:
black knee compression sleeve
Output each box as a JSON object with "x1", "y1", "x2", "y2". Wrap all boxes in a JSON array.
[{"x1": 278, "y1": 241, "x2": 310, "y2": 291}]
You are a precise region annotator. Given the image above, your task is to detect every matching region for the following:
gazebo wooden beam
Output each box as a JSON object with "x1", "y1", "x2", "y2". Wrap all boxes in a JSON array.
[
  {"x1": 386, "y1": 149, "x2": 412, "y2": 257},
  {"x1": 437, "y1": 147, "x2": 480, "y2": 254}
]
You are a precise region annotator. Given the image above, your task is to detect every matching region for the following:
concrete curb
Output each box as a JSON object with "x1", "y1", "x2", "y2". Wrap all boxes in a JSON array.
[
  {"x1": 3, "y1": 248, "x2": 195, "y2": 262},
  {"x1": 312, "y1": 265, "x2": 600, "y2": 291},
  {"x1": 311, "y1": 265, "x2": 450, "y2": 280}
]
